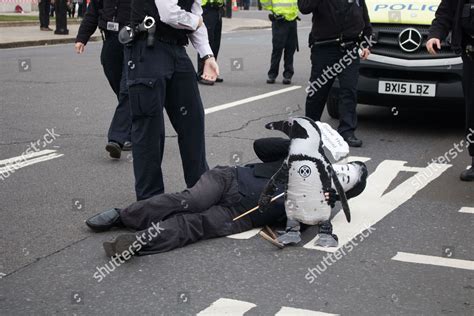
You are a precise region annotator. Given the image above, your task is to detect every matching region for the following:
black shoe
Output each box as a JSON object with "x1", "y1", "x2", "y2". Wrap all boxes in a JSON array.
[
  {"x1": 122, "y1": 141, "x2": 132, "y2": 151},
  {"x1": 86, "y1": 208, "x2": 124, "y2": 232},
  {"x1": 343, "y1": 134, "x2": 363, "y2": 147},
  {"x1": 105, "y1": 141, "x2": 122, "y2": 159},
  {"x1": 460, "y1": 167, "x2": 474, "y2": 181},
  {"x1": 215, "y1": 77, "x2": 224, "y2": 83},
  {"x1": 267, "y1": 78, "x2": 276, "y2": 84},
  {"x1": 282, "y1": 78, "x2": 291, "y2": 85},
  {"x1": 103, "y1": 233, "x2": 137, "y2": 258},
  {"x1": 198, "y1": 77, "x2": 215, "y2": 85}
]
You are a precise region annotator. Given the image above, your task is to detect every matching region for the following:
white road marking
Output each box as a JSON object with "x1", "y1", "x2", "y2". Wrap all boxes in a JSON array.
[
  {"x1": 205, "y1": 86, "x2": 301, "y2": 115},
  {"x1": 459, "y1": 207, "x2": 474, "y2": 214},
  {"x1": 392, "y1": 252, "x2": 474, "y2": 271},
  {"x1": 304, "y1": 160, "x2": 451, "y2": 252},
  {"x1": 227, "y1": 228, "x2": 261, "y2": 240},
  {"x1": 275, "y1": 307, "x2": 338, "y2": 316},
  {"x1": 0, "y1": 150, "x2": 63, "y2": 175},
  {"x1": 197, "y1": 298, "x2": 256, "y2": 316}
]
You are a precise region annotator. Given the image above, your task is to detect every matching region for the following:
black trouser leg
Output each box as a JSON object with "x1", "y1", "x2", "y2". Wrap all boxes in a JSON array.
[
  {"x1": 304, "y1": 46, "x2": 338, "y2": 121},
  {"x1": 39, "y1": 0, "x2": 51, "y2": 28},
  {"x1": 268, "y1": 20, "x2": 287, "y2": 79},
  {"x1": 197, "y1": 7, "x2": 221, "y2": 75},
  {"x1": 462, "y1": 55, "x2": 474, "y2": 157},
  {"x1": 100, "y1": 32, "x2": 124, "y2": 97},
  {"x1": 282, "y1": 20, "x2": 297, "y2": 80},
  {"x1": 120, "y1": 167, "x2": 251, "y2": 254},
  {"x1": 166, "y1": 53, "x2": 209, "y2": 188},
  {"x1": 336, "y1": 49, "x2": 360, "y2": 137},
  {"x1": 107, "y1": 58, "x2": 132, "y2": 145},
  {"x1": 127, "y1": 40, "x2": 208, "y2": 200}
]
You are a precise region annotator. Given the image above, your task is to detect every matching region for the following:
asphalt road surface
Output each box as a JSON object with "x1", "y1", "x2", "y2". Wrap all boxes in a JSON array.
[{"x1": 1, "y1": 11, "x2": 473, "y2": 316}]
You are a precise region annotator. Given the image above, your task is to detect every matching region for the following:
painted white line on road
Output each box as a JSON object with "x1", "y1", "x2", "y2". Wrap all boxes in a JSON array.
[
  {"x1": 0, "y1": 149, "x2": 57, "y2": 166},
  {"x1": 205, "y1": 86, "x2": 301, "y2": 115},
  {"x1": 197, "y1": 298, "x2": 256, "y2": 316},
  {"x1": 0, "y1": 150, "x2": 63, "y2": 174},
  {"x1": 459, "y1": 207, "x2": 474, "y2": 214},
  {"x1": 275, "y1": 307, "x2": 338, "y2": 316},
  {"x1": 304, "y1": 160, "x2": 451, "y2": 252},
  {"x1": 227, "y1": 228, "x2": 261, "y2": 240},
  {"x1": 392, "y1": 252, "x2": 474, "y2": 271}
]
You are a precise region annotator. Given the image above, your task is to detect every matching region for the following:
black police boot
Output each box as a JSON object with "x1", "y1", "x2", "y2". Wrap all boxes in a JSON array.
[
  {"x1": 105, "y1": 141, "x2": 122, "y2": 159},
  {"x1": 460, "y1": 165, "x2": 474, "y2": 182},
  {"x1": 103, "y1": 233, "x2": 138, "y2": 258},
  {"x1": 282, "y1": 78, "x2": 291, "y2": 85},
  {"x1": 266, "y1": 78, "x2": 276, "y2": 84},
  {"x1": 198, "y1": 77, "x2": 215, "y2": 86},
  {"x1": 86, "y1": 208, "x2": 124, "y2": 232},
  {"x1": 343, "y1": 134, "x2": 363, "y2": 148},
  {"x1": 122, "y1": 141, "x2": 132, "y2": 152},
  {"x1": 215, "y1": 77, "x2": 224, "y2": 83}
]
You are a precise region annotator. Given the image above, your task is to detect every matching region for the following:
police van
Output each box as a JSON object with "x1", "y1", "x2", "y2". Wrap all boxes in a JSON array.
[{"x1": 328, "y1": 0, "x2": 464, "y2": 118}]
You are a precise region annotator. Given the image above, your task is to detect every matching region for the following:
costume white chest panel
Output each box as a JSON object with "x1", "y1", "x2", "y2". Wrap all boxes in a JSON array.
[{"x1": 285, "y1": 159, "x2": 331, "y2": 225}]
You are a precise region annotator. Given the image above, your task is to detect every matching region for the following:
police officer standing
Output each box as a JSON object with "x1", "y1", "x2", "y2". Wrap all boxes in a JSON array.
[
  {"x1": 75, "y1": 0, "x2": 132, "y2": 159},
  {"x1": 125, "y1": 0, "x2": 219, "y2": 200},
  {"x1": 298, "y1": 0, "x2": 371, "y2": 147},
  {"x1": 197, "y1": 0, "x2": 225, "y2": 85},
  {"x1": 261, "y1": 0, "x2": 299, "y2": 85},
  {"x1": 427, "y1": 0, "x2": 474, "y2": 181}
]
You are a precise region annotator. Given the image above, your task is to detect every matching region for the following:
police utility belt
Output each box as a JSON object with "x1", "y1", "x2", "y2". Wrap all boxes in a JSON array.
[
  {"x1": 311, "y1": 33, "x2": 363, "y2": 51},
  {"x1": 117, "y1": 16, "x2": 156, "y2": 47}
]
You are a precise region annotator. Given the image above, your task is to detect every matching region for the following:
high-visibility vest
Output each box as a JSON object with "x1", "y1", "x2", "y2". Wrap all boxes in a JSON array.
[
  {"x1": 202, "y1": 0, "x2": 224, "y2": 6},
  {"x1": 260, "y1": 0, "x2": 298, "y2": 21}
]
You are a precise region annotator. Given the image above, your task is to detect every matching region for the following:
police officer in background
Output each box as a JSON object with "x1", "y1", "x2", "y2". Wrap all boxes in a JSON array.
[
  {"x1": 197, "y1": 0, "x2": 225, "y2": 85},
  {"x1": 261, "y1": 0, "x2": 299, "y2": 85},
  {"x1": 125, "y1": 0, "x2": 219, "y2": 200},
  {"x1": 298, "y1": 0, "x2": 371, "y2": 147},
  {"x1": 427, "y1": 0, "x2": 474, "y2": 181},
  {"x1": 75, "y1": 0, "x2": 132, "y2": 159}
]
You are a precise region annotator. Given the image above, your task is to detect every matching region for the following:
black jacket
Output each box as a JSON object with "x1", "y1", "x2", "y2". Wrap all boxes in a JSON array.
[
  {"x1": 428, "y1": 0, "x2": 471, "y2": 54},
  {"x1": 297, "y1": 0, "x2": 372, "y2": 43},
  {"x1": 75, "y1": 0, "x2": 131, "y2": 44}
]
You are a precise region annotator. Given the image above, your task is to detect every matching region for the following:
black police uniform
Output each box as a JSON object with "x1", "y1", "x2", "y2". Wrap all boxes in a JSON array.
[
  {"x1": 197, "y1": 0, "x2": 224, "y2": 77},
  {"x1": 268, "y1": 15, "x2": 298, "y2": 82},
  {"x1": 429, "y1": 0, "x2": 474, "y2": 173},
  {"x1": 75, "y1": 0, "x2": 132, "y2": 148},
  {"x1": 298, "y1": 0, "x2": 372, "y2": 140},
  {"x1": 126, "y1": 0, "x2": 209, "y2": 200}
]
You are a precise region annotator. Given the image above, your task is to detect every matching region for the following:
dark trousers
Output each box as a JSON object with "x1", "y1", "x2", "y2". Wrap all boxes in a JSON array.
[
  {"x1": 462, "y1": 54, "x2": 474, "y2": 157},
  {"x1": 120, "y1": 166, "x2": 253, "y2": 254},
  {"x1": 126, "y1": 39, "x2": 209, "y2": 201},
  {"x1": 197, "y1": 6, "x2": 223, "y2": 75},
  {"x1": 305, "y1": 45, "x2": 360, "y2": 137},
  {"x1": 100, "y1": 32, "x2": 132, "y2": 145},
  {"x1": 268, "y1": 19, "x2": 297, "y2": 80},
  {"x1": 39, "y1": 0, "x2": 51, "y2": 28}
]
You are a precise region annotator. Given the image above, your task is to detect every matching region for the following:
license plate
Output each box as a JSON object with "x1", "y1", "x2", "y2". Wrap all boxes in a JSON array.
[{"x1": 378, "y1": 80, "x2": 436, "y2": 97}]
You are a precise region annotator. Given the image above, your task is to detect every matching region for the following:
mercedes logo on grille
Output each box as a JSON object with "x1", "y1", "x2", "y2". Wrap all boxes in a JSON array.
[{"x1": 398, "y1": 28, "x2": 422, "y2": 52}]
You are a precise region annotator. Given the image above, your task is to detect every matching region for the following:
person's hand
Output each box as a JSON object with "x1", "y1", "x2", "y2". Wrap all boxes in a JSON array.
[
  {"x1": 324, "y1": 188, "x2": 338, "y2": 208},
  {"x1": 360, "y1": 48, "x2": 370, "y2": 60},
  {"x1": 426, "y1": 38, "x2": 441, "y2": 55},
  {"x1": 202, "y1": 57, "x2": 219, "y2": 82},
  {"x1": 258, "y1": 193, "x2": 272, "y2": 213},
  {"x1": 75, "y1": 42, "x2": 85, "y2": 54}
]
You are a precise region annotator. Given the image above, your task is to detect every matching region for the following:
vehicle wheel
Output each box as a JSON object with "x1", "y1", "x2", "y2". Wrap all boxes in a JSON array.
[{"x1": 327, "y1": 94, "x2": 340, "y2": 119}]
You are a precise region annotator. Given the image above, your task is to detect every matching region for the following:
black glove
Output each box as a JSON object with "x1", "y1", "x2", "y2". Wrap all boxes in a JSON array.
[
  {"x1": 324, "y1": 188, "x2": 338, "y2": 208},
  {"x1": 268, "y1": 14, "x2": 275, "y2": 22},
  {"x1": 258, "y1": 193, "x2": 272, "y2": 213}
]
